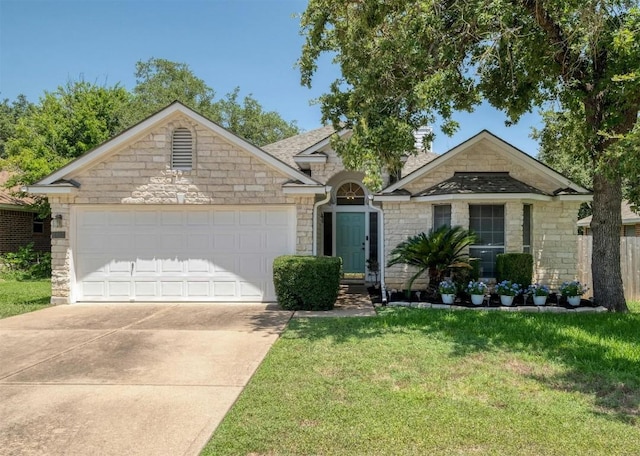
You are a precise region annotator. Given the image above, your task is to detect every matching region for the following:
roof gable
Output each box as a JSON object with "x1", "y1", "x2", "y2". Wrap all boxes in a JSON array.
[
  {"x1": 35, "y1": 102, "x2": 319, "y2": 187},
  {"x1": 382, "y1": 130, "x2": 591, "y2": 196}
]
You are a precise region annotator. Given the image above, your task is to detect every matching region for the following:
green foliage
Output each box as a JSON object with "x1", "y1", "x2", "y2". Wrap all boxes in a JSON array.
[
  {"x1": 0, "y1": 279, "x2": 50, "y2": 319},
  {"x1": 300, "y1": 1, "x2": 640, "y2": 310},
  {"x1": 0, "y1": 243, "x2": 52, "y2": 280},
  {"x1": 273, "y1": 255, "x2": 342, "y2": 311},
  {"x1": 0, "y1": 94, "x2": 33, "y2": 158},
  {"x1": 387, "y1": 225, "x2": 476, "y2": 295},
  {"x1": 129, "y1": 58, "x2": 299, "y2": 146},
  {"x1": 496, "y1": 253, "x2": 533, "y2": 288},
  {"x1": 204, "y1": 309, "x2": 640, "y2": 455},
  {"x1": 3, "y1": 80, "x2": 131, "y2": 186}
]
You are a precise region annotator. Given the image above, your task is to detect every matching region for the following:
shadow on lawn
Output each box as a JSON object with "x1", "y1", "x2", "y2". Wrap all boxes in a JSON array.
[{"x1": 288, "y1": 309, "x2": 640, "y2": 424}]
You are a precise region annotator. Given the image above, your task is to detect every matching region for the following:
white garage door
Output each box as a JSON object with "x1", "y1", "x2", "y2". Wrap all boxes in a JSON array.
[{"x1": 74, "y1": 206, "x2": 296, "y2": 302}]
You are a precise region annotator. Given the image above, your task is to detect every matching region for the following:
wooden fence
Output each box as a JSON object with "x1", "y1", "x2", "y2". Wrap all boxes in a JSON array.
[{"x1": 577, "y1": 235, "x2": 640, "y2": 301}]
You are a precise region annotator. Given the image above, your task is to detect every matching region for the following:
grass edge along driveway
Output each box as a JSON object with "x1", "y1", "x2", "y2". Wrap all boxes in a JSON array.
[
  {"x1": 0, "y1": 279, "x2": 50, "y2": 319},
  {"x1": 204, "y1": 304, "x2": 640, "y2": 456}
]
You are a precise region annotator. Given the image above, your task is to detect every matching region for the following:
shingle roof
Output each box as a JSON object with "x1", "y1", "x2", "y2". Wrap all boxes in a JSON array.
[
  {"x1": 577, "y1": 201, "x2": 640, "y2": 226},
  {"x1": 263, "y1": 126, "x2": 439, "y2": 175},
  {"x1": 0, "y1": 171, "x2": 34, "y2": 207},
  {"x1": 262, "y1": 125, "x2": 336, "y2": 168},
  {"x1": 414, "y1": 172, "x2": 549, "y2": 197},
  {"x1": 402, "y1": 151, "x2": 439, "y2": 175}
]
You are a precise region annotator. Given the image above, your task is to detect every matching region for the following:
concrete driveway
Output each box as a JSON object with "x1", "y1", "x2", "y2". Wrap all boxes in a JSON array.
[{"x1": 0, "y1": 303, "x2": 292, "y2": 456}]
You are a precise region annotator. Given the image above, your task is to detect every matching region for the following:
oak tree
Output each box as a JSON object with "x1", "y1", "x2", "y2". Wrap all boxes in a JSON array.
[{"x1": 300, "y1": 0, "x2": 640, "y2": 311}]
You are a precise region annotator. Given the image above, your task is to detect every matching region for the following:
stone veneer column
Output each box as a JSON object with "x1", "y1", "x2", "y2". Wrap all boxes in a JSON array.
[
  {"x1": 505, "y1": 201, "x2": 523, "y2": 252},
  {"x1": 451, "y1": 201, "x2": 469, "y2": 229},
  {"x1": 49, "y1": 196, "x2": 73, "y2": 304}
]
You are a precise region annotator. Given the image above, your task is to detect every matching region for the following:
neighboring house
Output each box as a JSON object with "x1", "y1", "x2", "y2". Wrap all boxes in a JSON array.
[
  {"x1": 0, "y1": 171, "x2": 51, "y2": 255},
  {"x1": 27, "y1": 102, "x2": 591, "y2": 304},
  {"x1": 578, "y1": 201, "x2": 640, "y2": 237}
]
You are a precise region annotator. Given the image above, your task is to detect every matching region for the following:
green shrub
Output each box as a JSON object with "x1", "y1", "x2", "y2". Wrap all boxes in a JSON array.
[
  {"x1": 273, "y1": 255, "x2": 342, "y2": 311},
  {"x1": 0, "y1": 243, "x2": 51, "y2": 280},
  {"x1": 496, "y1": 253, "x2": 533, "y2": 288}
]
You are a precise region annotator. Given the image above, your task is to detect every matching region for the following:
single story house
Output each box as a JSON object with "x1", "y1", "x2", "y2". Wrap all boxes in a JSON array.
[
  {"x1": 27, "y1": 102, "x2": 591, "y2": 304},
  {"x1": 0, "y1": 171, "x2": 51, "y2": 254},
  {"x1": 578, "y1": 201, "x2": 640, "y2": 237}
]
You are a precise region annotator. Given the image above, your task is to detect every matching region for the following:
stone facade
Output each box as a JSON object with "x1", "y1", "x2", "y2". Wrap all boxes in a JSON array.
[
  {"x1": 382, "y1": 198, "x2": 582, "y2": 291},
  {"x1": 47, "y1": 113, "x2": 315, "y2": 303}
]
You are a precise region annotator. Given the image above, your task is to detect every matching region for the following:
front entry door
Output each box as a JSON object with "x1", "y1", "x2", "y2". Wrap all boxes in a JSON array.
[{"x1": 336, "y1": 212, "x2": 365, "y2": 274}]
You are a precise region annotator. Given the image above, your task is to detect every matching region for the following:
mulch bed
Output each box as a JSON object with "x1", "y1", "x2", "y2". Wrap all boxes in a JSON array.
[{"x1": 368, "y1": 287, "x2": 595, "y2": 309}]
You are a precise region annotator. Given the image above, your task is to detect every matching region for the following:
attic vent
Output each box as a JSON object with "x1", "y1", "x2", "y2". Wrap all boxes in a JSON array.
[{"x1": 171, "y1": 128, "x2": 193, "y2": 170}]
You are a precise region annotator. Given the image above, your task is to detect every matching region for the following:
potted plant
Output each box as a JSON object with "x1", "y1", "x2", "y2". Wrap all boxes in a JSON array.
[
  {"x1": 438, "y1": 280, "x2": 457, "y2": 304},
  {"x1": 495, "y1": 280, "x2": 521, "y2": 306},
  {"x1": 559, "y1": 280, "x2": 588, "y2": 306},
  {"x1": 527, "y1": 283, "x2": 550, "y2": 306},
  {"x1": 466, "y1": 280, "x2": 488, "y2": 305}
]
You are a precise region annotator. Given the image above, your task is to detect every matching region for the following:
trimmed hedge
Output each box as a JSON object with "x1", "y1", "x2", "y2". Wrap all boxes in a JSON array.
[
  {"x1": 496, "y1": 253, "x2": 533, "y2": 288},
  {"x1": 273, "y1": 255, "x2": 342, "y2": 311}
]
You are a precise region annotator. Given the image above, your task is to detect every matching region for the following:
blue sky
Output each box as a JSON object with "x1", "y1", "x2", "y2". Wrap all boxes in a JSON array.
[{"x1": 0, "y1": 0, "x2": 541, "y2": 154}]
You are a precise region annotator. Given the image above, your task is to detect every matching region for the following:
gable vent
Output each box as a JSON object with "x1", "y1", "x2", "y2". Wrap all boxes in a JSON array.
[{"x1": 171, "y1": 128, "x2": 193, "y2": 170}]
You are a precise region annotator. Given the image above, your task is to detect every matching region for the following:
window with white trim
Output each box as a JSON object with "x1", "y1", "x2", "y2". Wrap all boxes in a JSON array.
[
  {"x1": 336, "y1": 182, "x2": 365, "y2": 205},
  {"x1": 469, "y1": 205, "x2": 504, "y2": 278},
  {"x1": 171, "y1": 128, "x2": 193, "y2": 170},
  {"x1": 433, "y1": 204, "x2": 451, "y2": 229}
]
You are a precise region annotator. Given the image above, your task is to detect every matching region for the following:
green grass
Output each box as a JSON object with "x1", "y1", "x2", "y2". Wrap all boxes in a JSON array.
[
  {"x1": 204, "y1": 304, "x2": 640, "y2": 456},
  {"x1": 0, "y1": 279, "x2": 51, "y2": 318}
]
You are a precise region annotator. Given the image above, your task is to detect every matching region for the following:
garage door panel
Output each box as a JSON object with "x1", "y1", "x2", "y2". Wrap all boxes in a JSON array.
[
  {"x1": 161, "y1": 212, "x2": 184, "y2": 225},
  {"x1": 108, "y1": 281, "x2": 132, "y2": 297},
  {"x1": 134, "y1": 234, "x2": 157, "y2": 250},
  {"x1": 186, "y1": 259, "x2": 210, "y2": 273},
  {"x1": 134, "y1": 258, "x2": 157, "y2": 273},
  {"x1": 187, "y1": 281, "x2": 210, "y2": 297},
  {"x1": 212, "y1": 255, "x2": 238, "y2": 274},
  {"x1": 213, "y1": 281, "x2": 236, "y2": 297},
  {"x1": 212, "y1": 233, "x2": 237, "y2": 251},
  {"x1": 160, "y1": 258, "x2": 183, "y2": 273},
  {"x1": 75, "y1": 206, "x2": 295, "y2": 302},
  {"x1": 239, "y1": 232, "x2": 262, "y2": 251},
  {"x1": 134, "y1": 281, "x2": 158, "y2": 297},
  {"x1": 161, "y1": 282, "x2": 183, "y2": 297}
]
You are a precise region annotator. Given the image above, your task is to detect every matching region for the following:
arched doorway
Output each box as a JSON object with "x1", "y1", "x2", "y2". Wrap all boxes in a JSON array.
[{"x1": 321, "y1": 180, "x2": 378, "y2": 279}]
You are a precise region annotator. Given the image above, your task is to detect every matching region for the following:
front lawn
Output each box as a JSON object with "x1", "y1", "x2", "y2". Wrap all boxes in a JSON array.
[
  {"x1": 204, "y1": 304, "x2": 640, "y2": 455},
  {"x1": 0, "y1": 280, "x2": 51, "y2": 319}
]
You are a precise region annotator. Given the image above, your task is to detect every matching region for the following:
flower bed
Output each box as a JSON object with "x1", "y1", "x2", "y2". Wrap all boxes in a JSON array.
[{"x1": 368, "y1": 287, "x2": 597, "y2": 309}]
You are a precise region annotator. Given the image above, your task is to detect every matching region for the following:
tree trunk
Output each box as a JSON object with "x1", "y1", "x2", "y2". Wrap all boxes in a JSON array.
[{"x1": 590, "y1": 171, "x2": 627, "y2": 312}]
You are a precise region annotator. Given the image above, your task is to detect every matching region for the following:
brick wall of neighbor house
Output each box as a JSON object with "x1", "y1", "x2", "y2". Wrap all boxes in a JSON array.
[
  {"x1": 403, "y1": 139, "x2": 561, "y2": 195},
  {"x1": 0, "y1": 209, "x2": 51, "y2": 254},
  {"x1": 382, "y1": 199, "x2": 580, "y2": 291},
  {"x1": 46, "y1": 114, "x2": 315, "y2": 303}
]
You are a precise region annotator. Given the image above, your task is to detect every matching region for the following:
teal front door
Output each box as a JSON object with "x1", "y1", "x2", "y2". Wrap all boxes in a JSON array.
[{"x1": 336, "y1": 212, "x2": 366, "y2": 274}]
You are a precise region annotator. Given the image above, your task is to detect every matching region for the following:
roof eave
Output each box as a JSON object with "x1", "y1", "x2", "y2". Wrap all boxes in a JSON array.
[{"x1": 282, "y1": 184, "x2": 330, "y2": 195}]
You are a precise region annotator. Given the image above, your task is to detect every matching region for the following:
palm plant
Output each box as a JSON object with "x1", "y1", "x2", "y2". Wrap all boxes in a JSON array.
[{"x1": 387, "y1": 225, "x2": 477, "y2": 298}]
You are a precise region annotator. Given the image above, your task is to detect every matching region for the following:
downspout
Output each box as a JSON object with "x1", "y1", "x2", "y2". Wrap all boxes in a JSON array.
[
  {"x1": 312, "y1": 186, "x2": 332, "y2": 256},
  {"x1": 368, "y1": 195, "x2": 387, "y2": 304}
]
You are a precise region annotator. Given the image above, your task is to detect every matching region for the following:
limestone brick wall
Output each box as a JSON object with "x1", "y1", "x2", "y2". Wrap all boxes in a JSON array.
[
  {"x1": 47, "y1": 114, "x2": 316, "y2": 303},
  {"x1": 48, "y1": 196, "x2": 72, "y2": 305},
  {"x1": 403, "y1": 139, "x2": 560, "y2": 195},
  {"x1": 382, "y1": 202, "x2": 432, "y2": 290},
  {"x1": 531, "y1": 200, "x2": 581, "y2": 288},
  {"x1": 382, "y1": 198, "x2": 580, "y2": 291},
  {"x1": 505, "y1": 201, "x2": 524, "y2": 253}
]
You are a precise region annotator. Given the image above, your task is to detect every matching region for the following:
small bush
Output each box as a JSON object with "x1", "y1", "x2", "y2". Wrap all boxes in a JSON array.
[
  {"x1": 0, "y1": 243, "x2": 51, "y2": 280},
  {"x1": 273, "y1": 255, "x2": 342, "y2": 311},
  {"x1": 496, "y1": 253, "x2": 533, "y2": 288}
]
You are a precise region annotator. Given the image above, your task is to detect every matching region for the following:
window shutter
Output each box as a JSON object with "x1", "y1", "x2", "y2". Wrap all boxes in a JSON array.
[{"x1": 172, "y1": 128, "x2": 193, "y2": 170}]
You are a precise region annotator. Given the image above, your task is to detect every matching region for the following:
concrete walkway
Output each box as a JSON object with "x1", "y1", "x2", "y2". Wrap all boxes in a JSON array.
[
  {"x1": 0, "y1": 303, "x2": 292, "y2": 456},
  {"x1": 292, "y1": 284, "x2": 376, "y2": 318}
]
